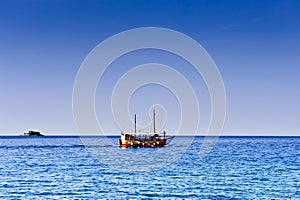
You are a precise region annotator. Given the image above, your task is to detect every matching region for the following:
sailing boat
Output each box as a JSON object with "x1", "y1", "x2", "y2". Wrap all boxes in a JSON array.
[{"x1": 118, "y1": 110, "x2": 173, "y2": 147}]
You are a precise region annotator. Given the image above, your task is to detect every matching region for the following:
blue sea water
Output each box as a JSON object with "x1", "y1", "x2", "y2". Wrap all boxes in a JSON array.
[{"x1": 0, "y1": 136, "x2": 299, "y2": 199}]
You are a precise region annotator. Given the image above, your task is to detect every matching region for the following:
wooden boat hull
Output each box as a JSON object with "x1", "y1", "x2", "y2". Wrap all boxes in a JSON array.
[{"x1": 119, "y1": 138, "x2": 167, "y2": 148}]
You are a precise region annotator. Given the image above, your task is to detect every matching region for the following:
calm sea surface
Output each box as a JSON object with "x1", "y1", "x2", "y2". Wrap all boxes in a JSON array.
[{"x1": 0, "y1": 136, "x2": 299, "y2": 199}]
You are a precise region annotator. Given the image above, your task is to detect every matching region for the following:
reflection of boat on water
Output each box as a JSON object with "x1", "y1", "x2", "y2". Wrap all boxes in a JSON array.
[
  {"x1": 119, "y1": 110, "x2": 173, "y2": 148},
  {"x1": 20, "y1": 130, "x2": 44, "y2": 136}
]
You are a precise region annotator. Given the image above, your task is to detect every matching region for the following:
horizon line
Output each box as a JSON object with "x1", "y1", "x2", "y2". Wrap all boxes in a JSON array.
[{"x1": 0, "y1": 135, "x2": 299, "y2": 137}]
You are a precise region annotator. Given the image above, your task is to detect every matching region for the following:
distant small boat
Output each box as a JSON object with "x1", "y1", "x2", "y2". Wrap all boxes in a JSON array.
[
  {"x1": 119, "y1": 110, "x2": 173, "y2": 148},
  {"x1": 20, "y1": 130, "x2": 44, "y2": 136}
]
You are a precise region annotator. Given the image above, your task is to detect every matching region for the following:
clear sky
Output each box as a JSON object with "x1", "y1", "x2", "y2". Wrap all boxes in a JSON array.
[{"x1": 0, "y1": 0, "x2": 299, "y2": 136}]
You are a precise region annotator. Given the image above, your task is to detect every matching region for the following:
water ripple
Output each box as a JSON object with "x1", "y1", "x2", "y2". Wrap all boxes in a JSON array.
[{"x1": 0, "y1": 136, "x2": 299, "y2": 199}]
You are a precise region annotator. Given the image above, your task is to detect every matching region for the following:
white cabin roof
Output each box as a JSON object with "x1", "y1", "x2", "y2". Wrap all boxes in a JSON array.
[{"x1": 122, "y1": 131, "x2": 160, "y2": 136}]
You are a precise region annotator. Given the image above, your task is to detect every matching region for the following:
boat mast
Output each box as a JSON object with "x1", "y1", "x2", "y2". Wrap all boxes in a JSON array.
[
  {"x1": 153, "y1": 109, "x2": 156, "y2": 133},
  {"x1": 134, "y1": 114, "x2": 137, "y2": 133}
]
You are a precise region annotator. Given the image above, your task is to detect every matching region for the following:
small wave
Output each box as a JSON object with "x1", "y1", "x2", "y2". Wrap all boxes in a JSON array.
[{"x1": 0, "y1": 145, "x2": 86, "y2": 149}]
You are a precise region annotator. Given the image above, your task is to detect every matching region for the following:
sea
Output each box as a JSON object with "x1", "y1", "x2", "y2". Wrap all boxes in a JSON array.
[{"x1": 0, "y1": 136, "x2": 299, "y2": 199}]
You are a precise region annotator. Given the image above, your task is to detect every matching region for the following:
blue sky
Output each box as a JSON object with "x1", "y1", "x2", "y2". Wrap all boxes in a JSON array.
[{"x1": 0, "y1": 0, "x2": 299, "y2": 135}]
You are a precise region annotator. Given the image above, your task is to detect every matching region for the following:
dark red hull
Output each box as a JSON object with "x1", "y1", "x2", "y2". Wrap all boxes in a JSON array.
[{"x1": 119, "y1": 139, "x2": 166, "y2": 148}]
